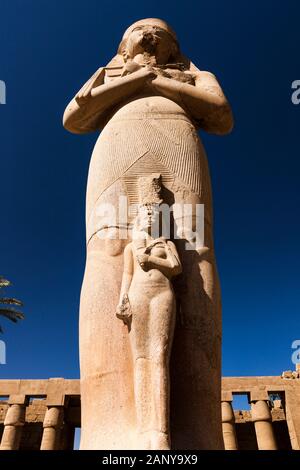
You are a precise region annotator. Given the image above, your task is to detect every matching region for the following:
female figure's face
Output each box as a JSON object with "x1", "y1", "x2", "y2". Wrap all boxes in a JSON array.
[
  {"x1": 137, "y1": 204, "x2": 160, "y2": 234},
  {"x1": 125, "y1": 26, "x2": 176, "y2": 65}
]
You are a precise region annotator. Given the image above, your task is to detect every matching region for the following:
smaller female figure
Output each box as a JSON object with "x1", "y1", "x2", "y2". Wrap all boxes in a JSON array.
[{"x1": 116, "y1": 175, "x2": 182, "y2": 450}]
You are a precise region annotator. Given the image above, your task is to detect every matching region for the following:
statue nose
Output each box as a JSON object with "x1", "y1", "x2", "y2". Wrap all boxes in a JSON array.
[{"x1": 142, "y1": 29, "x2": 156, "y2": 39}]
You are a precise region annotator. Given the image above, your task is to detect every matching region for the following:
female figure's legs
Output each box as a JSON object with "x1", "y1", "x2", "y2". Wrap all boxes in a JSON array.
[
  {"x1": 129, "y1": 287, "x2": 175, "y2": 449},
  {"x1": 149, "y1": 290, "x2": 175, "y2": 449},
  {"x1": 129, "y1": 291, "x2": 152, "y2": 448}
]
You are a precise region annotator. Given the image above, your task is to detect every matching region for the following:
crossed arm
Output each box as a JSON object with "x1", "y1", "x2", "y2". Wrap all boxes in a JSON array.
[
  {"x1": 63, "y1": 68, "x2": 155, "y2": 133},
  {"x1": 117, "y1": 240, "x2": 182, "y2": 308},
  {"x1": 150, "y1": 71, "x2": 233, "y2": 134},
  {"x1": 63, "y1": 66, "x2": 233, "y2": 135},
  {"x1": 137, "y1": 241, "x2": 182, "y2": 278}
]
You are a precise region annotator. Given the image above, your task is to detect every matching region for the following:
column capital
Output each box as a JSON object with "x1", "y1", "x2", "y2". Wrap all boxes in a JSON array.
[
  {"x1": 3, "y1": 403, "x2": 26, "y2": 427},
  {"x1": 221, "y1": 401, "x2": 235, "y2": 423},
  {"x1": 43, "y1": 406, "x2": 64, "y2": 429},
  {"x1": 251, "y1": 400, "x2": 272, "y2": 423}
]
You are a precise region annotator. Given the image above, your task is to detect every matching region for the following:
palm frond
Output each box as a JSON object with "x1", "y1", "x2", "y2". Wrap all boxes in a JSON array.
[
  {"x1": 0, "y1": 276, "x2": 24, "y2": 333},
  {"x1": 0, "y1": 297, "x2": 23, "y2": 307},
  {"x1": 0, "y1": 277, "x2": 11, "y2": 288},
  {"x1": 0, "y1": 308, "x2": 25, "y2": 323}
]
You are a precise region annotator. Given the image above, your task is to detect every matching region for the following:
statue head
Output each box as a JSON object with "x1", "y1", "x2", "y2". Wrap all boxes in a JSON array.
[
  {"x1": 133, "y1": 174, "x2": 163, "y2": 237},
  {"x1": 136, "y1": 203, "x2": 161, "y2": 235},
  {"x1": 106, "y1": 18, "x2": 199, "y2": 74},
  {"x1": 117, "y1": 18, "x2": 180, "y2": 66}
]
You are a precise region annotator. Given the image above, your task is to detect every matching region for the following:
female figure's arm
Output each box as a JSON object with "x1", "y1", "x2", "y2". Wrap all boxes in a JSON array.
[
  {"x1": 117, "y1": 243, "x2": 134, "y2": 305},
  {"x1": 137, "y1": 241, "x2": 182, "y2": 278},
  {"x1": 150, "y1": 71, "x2": 233, "y2": 135},
  {"x1": 63, "y1": 68, "x2": 156, "y2": 134}
]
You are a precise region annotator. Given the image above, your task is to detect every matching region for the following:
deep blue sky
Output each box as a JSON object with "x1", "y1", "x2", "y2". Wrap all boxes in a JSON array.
[{"x1": 0, "y1": 0, "x2": 299, "y2": 381}]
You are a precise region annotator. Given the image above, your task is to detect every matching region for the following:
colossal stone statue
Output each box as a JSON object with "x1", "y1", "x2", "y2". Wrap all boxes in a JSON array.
[{"x1": 63, "y1": 18, "x2": 233, "y2": 450}]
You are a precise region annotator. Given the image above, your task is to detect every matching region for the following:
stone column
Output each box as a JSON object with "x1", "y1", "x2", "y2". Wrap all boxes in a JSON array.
[
  {"x1": 250, "y1": 389, "x2": 277, "y2": 450},
  {"x1": 40, "y1": 393, "x2": 65, "y2": 450},
  {"x1": 0, "y1": 394, "x2": 28, "y2": 450},
  {"x1": 221, "y1": 391, "x2": 238, "y2": 450}
]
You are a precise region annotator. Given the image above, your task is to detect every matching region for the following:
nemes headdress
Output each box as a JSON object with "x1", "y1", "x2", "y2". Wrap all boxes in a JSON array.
[
  {"x1": 120, "y1": 18, "x2": 178, "y2": 47},
  {"x1": 106, "y1": 18, "x2": 193, "y2": 71}
]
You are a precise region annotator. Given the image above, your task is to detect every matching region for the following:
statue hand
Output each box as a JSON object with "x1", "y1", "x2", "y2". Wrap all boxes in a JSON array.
[
  {"x1": 116, "y1": 303, "x2": 126, "y2": 318},
  {"x1": 121, "y1": 64, "x2": 156, "y2": 83},
  {"x1": 75, "y1": 78, "x2": 94, "y2": 105},
  {"x1": 121, "y1": 60, "x2": 143, "y2": 76},
  {"x1": 143, "y1": 66, "x2": 157, "y2": 82},
  {"x1": 137, "y1": 254, "x2": 150, "y2": 269},
  {"x1": 116, "y1": 295, "x2": 132, "y2": 325}
]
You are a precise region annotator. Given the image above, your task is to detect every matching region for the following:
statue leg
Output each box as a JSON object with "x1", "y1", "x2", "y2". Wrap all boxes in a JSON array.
[
  {"x1": 129, "y1": 292, "x2": 152, "y2": 449},
  {"x1": 148, "y1": 290, "x2": 176, "y2": 450}
]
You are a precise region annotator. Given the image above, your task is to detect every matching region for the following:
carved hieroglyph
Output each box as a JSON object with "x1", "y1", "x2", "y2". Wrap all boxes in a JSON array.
[{"x1": 63, "y1": 18, "x2": 233, "y2": 449}]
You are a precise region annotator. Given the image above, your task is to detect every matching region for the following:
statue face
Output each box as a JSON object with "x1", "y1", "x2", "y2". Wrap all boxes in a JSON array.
[
  {"x1": 125, "y1": 25, "x2": 177, "y2": 65},
  {"x1": 137, "y1": 204, "x2": 160, "y2": 232}
]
